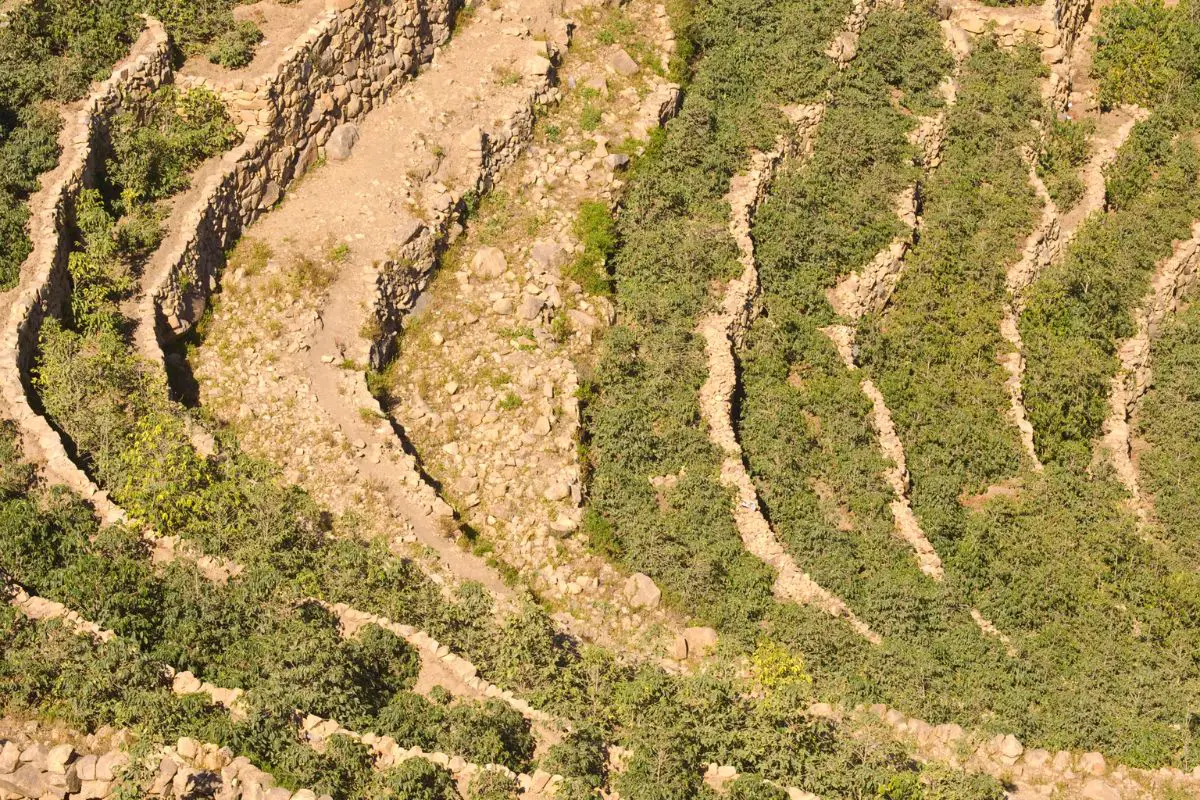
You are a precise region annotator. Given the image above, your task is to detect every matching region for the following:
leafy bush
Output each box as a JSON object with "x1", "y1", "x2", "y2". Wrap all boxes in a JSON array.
[
  {"x1": 540, "y1": 726, "x2": 607, "y2": 788},
  {"x1": 207, "y1": 20, "x2": 263, "y2": 69},
  {"x1": 379, "y1": 759, "x2": 461, "y2": 800},
  {"x1": 0, "y1": 0, "x2": 255, "y2": 290},
  {"x1": 858, "y1": 39, "x2": 1044, "y2": 536},
  {"x1": 106, "y1": 85, "x2": 240, "y2": 214},
  {"x1": 1021, "y1": 111, "x2": 1200, "y2": 466},
  {"x1": 566, "y1": 201, "x2": 616, "y2": 295},
  {"x1": 1133, "y1": 304, "x2": 1200, "y2": 565},
  {"x1": 727, "y1": 775, "x2": 787, "y2": 800},
  {"x1": 467, "y1": 771, "x2": 519, "y2": 800},
  {"x1": 1037, "y1": 114, "x2": 1093, "y2": 209},
  {"x1": 1091, "y1": 0, "x2": 1200, "y2": 108}
]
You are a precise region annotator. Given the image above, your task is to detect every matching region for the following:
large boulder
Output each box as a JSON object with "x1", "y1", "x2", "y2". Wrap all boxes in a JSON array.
[
  {"x1": 0, "y1": 764, "x2": 46, "y2": 797},
  {"x1": 326, "y1": 123, "x2": 360, "y2": 161},
  {"x1": 0, "y1": 742, "x2": 19, "y2": 774},
  {"x1": 45, "y1": 745, "x2": 74, "y2": 774},
  {"x1": 530, "y1": 240, "x2": 566, "y2": 268},
  {"x1": 683, "y1": 626, "x2": 718, "y2": 657},
  {"x1": 519, "y1": 294, "x2": 545, "y2": 321},
  {"x1": 472, "y1": 246, "x2": 508, "y2": 279},
  {"x1": 608, "y1": 48, "x2": 639, "y2": 76},
  {"x1": 624, "y1": 573, "x2": 661, "y2": 609}
]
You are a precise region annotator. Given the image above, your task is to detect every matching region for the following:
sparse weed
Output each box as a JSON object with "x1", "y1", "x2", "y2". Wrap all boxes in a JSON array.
[
  {"x1": 328, "y1": 241, "x2": 351, "y2": 263},
  {"x1": 288, "y1": 255, "x2": 335, "y2": 291}
]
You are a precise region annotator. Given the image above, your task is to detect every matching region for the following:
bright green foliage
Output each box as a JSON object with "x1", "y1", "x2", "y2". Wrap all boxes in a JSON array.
[
  {"x1": 0, "y1": 0, "x2": 257, "y2": 291},
  {"x1": 1021, "y1": 112, "x2": 1200, "y2": 467},
  {"x1": 66, "y1": 190, "x2": 133, "y2": 332},
  {"x1": 858, "y1": 39, "x2": 1043, "y2": 537},
  {"x1": 379, "y1": 759, "x2": 461, "y2": 800},
  {"x1": 584, "y1": 0, "x2": 851, "y2": 642},
  {"x1": 466, "y1": 771, "x2": 519, "y2": 800},
  {"x1": 1135, "y1": 304, "x2": 1200, "y2": 565},
  {"x1": 1037, "y1": 114, "x2": 1093, "y2": 210},
  {"x1": 106, "y1": 85, "x2": 241, "y2": 214},
  {"x1": 208, "y1": 20, "x2": 264, "y2": 69},
  {"x1": 1092, "y1": 0, "x2": 1200, "y2": 108},
  {"x1": 566, "y1": 200, "x2": 617, "y2": 295},
  {"x1": 875, "y1": 767, "x2": 1006, "y2": 800}
]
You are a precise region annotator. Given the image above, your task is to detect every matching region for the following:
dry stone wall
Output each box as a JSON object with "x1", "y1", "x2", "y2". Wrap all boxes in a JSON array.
[
  {"x1": 3, "y1": 583, "x2": 565, "y2": 798},
  {"x1": 364, "y1": 63, "x2": 561, "y2": 369},
  {"x1": 136, "y1": 0, "x2": 461, "y2": 366},
  {"x1": 0, "y1": 733, "x2": 323, "y2": 800},
  {"x1": 0, "y1": 20, "x2": 172, "y2": 506}
]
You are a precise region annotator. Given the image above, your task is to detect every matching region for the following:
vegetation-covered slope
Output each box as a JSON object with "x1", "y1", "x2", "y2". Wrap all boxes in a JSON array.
[{"x1": 3, "y1": 0, "x2": 1200, "y2": 795}]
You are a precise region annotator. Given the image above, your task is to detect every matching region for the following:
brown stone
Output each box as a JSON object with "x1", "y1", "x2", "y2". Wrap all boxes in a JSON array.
[
  {"x1": 624, "y1": 573, "x2": 661, "y2": 609},
  {"x1": 0, "y1": 743, "x2": 18, "y2": 774},
  {"x1": 608, "y1": 49, "x2": 639, "y2": 76},
  {"x1": 0, "y1": 764, "x2": 46, "y2": 797},
  {"x1": 683, "y1": 626, "x2": 718, "y2": 657}
]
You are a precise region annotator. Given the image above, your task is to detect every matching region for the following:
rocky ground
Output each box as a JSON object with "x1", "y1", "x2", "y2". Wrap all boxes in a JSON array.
[{"x1": 191, "y1": 0, "x2": 698, "y2": 662}]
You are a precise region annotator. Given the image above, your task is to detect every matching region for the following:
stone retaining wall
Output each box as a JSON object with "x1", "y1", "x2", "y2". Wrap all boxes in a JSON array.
[
  {"x1": 1055, "y1": 0, "x2": 1092, "y2": 50},
  {"x1": 136, "y1": 0, "x2": 460, "y2": 365},
  {"x1": 0, "y1": 735, "x2": 324, "y2": 800},
  {"x1": 4, "y1": 583, "x2": 564, "y2": 798},
  {"x1": 0, "y1": 19, "x2": 172, "y2": 506},
  {"x1": 366, "y1": 61, "x2": 560, "y2": 369}
]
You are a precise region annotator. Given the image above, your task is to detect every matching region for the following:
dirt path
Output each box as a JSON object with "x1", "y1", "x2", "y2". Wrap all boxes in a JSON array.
[
  {"x1": 999, "y1": 162, "x2": 1056, "y2": 471},
  {"x1": 192, "y1": 0, "x2": 566, "y2": 614},
  {"x1": 192, "y1": 0, "x2": 707, "y2": 662}
]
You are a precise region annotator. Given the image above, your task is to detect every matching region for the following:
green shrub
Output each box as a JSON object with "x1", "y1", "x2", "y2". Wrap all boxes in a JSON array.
[
  {"x1": 565, "y1": 201, "x2": 616, "y2": 295},
  {"x1": 1021, "y1": 112, "x2": 1200, "y2": 466},
  {"x1": 440, "y1": 700, "x2": 534, "y2": 773},
  {"x1": 1091, "y1": 0, "x2": 1200, "y2": 108},
  {"x1": 207, "y1": 20, "x2": 263, "y2": 69},
  {"x1": 1037, "y1": 114, "x2": 1093, "y2": 209},
  {"x1": 379, "y1": 759, "x2": 460, "y2": 800},
  {"x1": 1133, "y1": 304, "x2": 1200, "y2": 565},
  {"x1": 105, "y1": 85, "x2": 240, "y2": 214},
  {"x1": 540, "y1": 726, "x2": 606, "y2": 787},
  {"x1": 0, "y1": 192, "x2": 32, "y2": 288},
  {"x1": 467, "y1": 771, "x2": 518, "y2": 800},
  {"x1": 727, "y1": 775, "x2": 787, "y2": 800}
]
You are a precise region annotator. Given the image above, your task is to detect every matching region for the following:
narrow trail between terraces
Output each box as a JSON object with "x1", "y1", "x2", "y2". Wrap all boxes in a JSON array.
[
  {"x1": 692, "y1": 0, "x2": 887, "y2": 643},
  {"x1": 823, "y1": 87, "x2": 954, "y2": 583},
  {"x1": 696, "y1": 102, "x2": 886, "y2": 643},
  {"x1": 1, "y1": 575, "x2": 564, "y2": 797},
  {"x1": 190, "y1": 0, "x2": 568, "y2": 611},
  {"x1": 1101, "y1": 222, "x2": 1200, "y2": 526},
  {"x1": 1001, "y1": 108, "x2": 1143, "y2": 469},
  {"x1": 818, "y1": 25, "x2": 1026, "y2": 653}
]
